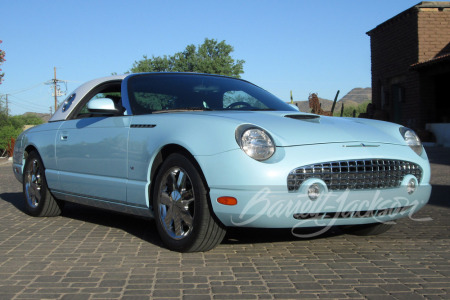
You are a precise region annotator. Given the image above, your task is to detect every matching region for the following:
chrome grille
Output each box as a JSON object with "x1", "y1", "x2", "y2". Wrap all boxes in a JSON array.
[{"x1": 287, "y1": 159, "x2": 422, "y2": 191}]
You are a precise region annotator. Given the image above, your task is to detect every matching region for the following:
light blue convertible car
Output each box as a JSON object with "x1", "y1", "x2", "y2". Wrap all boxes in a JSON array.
[{"x1": 12, "y1": 73, "x2": 431, "y2": 252}]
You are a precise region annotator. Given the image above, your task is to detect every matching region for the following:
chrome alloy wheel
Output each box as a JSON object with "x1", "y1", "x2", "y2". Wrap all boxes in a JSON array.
[
  {"x1": 24, "y1": 159, "x2": 42, "y2": 208},
  {"x1": 158, "y1": 167, "x2": 195, "y2": 239}
]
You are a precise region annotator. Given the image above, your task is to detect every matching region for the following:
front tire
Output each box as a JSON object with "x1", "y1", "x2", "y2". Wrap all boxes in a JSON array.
[
  {"x1": 153, "y1": 153, "x2": 226, "y2": 252},
  {"x1": 23, "y1": 151, "x2": 63, "y2": 217}
]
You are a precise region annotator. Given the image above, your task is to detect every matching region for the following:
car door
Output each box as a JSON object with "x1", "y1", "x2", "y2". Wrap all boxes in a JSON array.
[{"x1": 55, "y1": 84, "x2": 131, "y2": 204}]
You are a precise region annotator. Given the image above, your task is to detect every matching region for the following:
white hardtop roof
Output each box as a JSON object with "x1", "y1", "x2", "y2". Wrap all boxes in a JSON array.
[{"x1": 49, "y1": 75, "x2": 127, "y2": 122}]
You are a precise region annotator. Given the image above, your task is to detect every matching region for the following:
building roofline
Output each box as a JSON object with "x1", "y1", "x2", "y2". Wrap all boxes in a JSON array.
[
  {"x1": 366, "y1": 1, "x2": 450, "y2": 36},
  {"x1": 410, "y1": 53, "x2": 450, "y2": 70}
]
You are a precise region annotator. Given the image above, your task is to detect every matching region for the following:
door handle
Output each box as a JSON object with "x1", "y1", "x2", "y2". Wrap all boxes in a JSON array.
[{"x1": 60, "y1": 135, "x2": 68, "y2": 141}]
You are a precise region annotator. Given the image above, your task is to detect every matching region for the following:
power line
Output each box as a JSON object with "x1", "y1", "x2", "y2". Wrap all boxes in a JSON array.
[
  {"x1": 8, "y1": 94, "x2": 46, "y2": 108},
  {"x1": 8, "y1": 94, "x2": 49, "y2": 111},
  {"x1": 4, "y1": 82, "x2": 46, "y2": 95},
  {"x1": 0, "y1": 94, "x2": 9, "y2": 116},
  {"x1": 45, "y1": 67, "x2": 67, "y2": 111},
  {"x1": 7, "y1": 102, "x2": 47, "y2": 114},
  {"x1": 3, "y1": 69, "x2": 74, "y2": 114},
  {"x1": 8, "y1": 102, "x2": 47, "y2": 113},
  {"x1": 8, "y1": 100, "x2": 45, "y2": 111}
]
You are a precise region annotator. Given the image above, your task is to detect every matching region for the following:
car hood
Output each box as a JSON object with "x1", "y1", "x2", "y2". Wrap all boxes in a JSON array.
[{"x1": 204, "y1": 111, "x2": 404, "y2": 147}]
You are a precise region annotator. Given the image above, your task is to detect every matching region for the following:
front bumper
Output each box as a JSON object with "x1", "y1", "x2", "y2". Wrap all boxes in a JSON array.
[
  {"x1": 197, "y1": 142, "x2": 432, "y2": 228},
  {"x1": 209, "y1": 184, "x2": 431, "y2": 228},
  {"x1": 13, "y1": 162, "x2": 23, "y2": 183}
]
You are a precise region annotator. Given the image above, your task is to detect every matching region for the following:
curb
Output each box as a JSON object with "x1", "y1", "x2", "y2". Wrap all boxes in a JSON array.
[{"x1": 0, "y1": 158, "x2": 12, "y2": 166}]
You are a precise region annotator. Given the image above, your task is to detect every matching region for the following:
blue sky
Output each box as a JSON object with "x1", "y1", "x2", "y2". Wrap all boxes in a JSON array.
[{"x1": 1, "y1": 0, "x2": 423, "y2": 115}]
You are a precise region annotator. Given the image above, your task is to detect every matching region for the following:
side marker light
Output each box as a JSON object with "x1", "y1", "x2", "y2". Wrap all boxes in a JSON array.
[{"x1": 217, "y1": 197, "x2": 238, "y2": 206}]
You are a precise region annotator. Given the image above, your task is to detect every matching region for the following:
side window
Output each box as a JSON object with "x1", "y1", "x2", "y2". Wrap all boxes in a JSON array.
[
  {"x1": 74, "y1": 84, "x2": 122, "y2": 119},
  {"x1": 133, "y1": 92, "x2": 177, "y2": 111},
  {"x1": 223, "y1": 91, "x2": 268, "y2": 109},
  {"x1": 61, "y1": 93, "x2": 76, "y2": 112}
]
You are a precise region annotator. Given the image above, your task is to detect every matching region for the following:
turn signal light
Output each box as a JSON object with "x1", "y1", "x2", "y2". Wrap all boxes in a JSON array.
[{"x1": 217, "y1": 197, "x2": 237, "y2": 206}]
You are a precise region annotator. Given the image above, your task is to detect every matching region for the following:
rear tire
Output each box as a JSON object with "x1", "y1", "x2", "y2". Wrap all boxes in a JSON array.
[
  {"x1": 23, "y1": 151, "x2": 63, "y2": 217},
  {"x1": 342, "y1": 222, "x2": 393, "y2": 236},
  {"x1": 153, "y1": 153, "x2": 226, "y2": 252}
]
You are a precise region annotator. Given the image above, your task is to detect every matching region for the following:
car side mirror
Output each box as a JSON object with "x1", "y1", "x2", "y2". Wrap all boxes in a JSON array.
[{"x1": 87, "y1": 98, "x2": 119, "y2": 114}]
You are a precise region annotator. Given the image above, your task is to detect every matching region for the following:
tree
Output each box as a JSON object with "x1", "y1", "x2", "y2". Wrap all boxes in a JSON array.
[
  {"x1": 0, "y1": 40, "x2": 5, "y2": 84},
  {"x1": 0, "y1": 97, "x2": 7, "y2": 125},
  {"x1": 0, "y1": 112, "x2": 43, "y2": 156},
  {"x1": 130, "y1": 38, "x2": 245, "y2": 78}
]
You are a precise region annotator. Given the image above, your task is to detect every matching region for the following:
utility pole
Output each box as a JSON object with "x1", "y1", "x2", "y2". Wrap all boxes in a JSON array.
[
  {"x1": 53, "y1": 67, "x2": 57, "y2": 111},
  {"x1": 46, "y1": 67, "x2": 67, "y2": 112}
]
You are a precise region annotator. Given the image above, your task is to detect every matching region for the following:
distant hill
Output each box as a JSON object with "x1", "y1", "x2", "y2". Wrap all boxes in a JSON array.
[
  {"x1": 292, "y1": 88, "x2": 371, "y2": 113},
  {"x1": 340, "y1": 87, "x2": 372, "y2": 105},
  {"x1": 22, "y1": 112, "x2": 51, "y2": 123}
]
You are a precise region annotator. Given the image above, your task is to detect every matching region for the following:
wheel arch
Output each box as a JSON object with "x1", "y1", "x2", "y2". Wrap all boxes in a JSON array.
[
  {"x1": 149, "y1": 143, "x2": 209, "y2": 192},
  {"x1": 22, "y1": 148, "x2": 64, "y2": 217},
  {"x1": 23, "y1": 145, "x2": 40, "y2": 167},
  {"x1": 148, "y1": 144, "x2": 213, "y2": 213},
  {"x1": 149, "y1": 143, "x2": 226, "y2": 251}
]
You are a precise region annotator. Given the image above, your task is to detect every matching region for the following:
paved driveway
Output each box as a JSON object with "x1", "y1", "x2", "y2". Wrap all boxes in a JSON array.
[{"x1": 0, "y1": 148, "x2": 449, "y2": 299}]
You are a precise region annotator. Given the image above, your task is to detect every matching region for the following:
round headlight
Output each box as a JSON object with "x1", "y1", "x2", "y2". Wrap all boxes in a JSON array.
[
  {"x1": 400, "y1": 127, "x2": 423, "y2": 156},
  {"x1": 236, "y1": 126, "x2": 275, "y2": 161}
]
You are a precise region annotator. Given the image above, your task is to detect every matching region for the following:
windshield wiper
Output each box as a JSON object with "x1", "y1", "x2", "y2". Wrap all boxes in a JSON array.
[{"x1": 151, "y1": 107, "x2": 213, "y2": 114}]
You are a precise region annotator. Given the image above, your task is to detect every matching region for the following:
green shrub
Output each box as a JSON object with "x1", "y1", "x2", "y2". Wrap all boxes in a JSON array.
[
  {"x1": 0, "y1": 112, "x2": 43, "y2": 154},
  {"x1": 0, "y1": 125, "x2": 21, "y2": 150},
  {"x1": 334, "y1": 101, "x2": 370, "y2": 117}
]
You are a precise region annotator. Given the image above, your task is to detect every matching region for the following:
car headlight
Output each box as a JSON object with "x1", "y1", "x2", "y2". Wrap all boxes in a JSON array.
[
  {"x1": 236, "y1": 125, "x2": 275, "y2": 161},
  {"x1": 400, "y1": 127, "x2": 423, "y2": 156}
]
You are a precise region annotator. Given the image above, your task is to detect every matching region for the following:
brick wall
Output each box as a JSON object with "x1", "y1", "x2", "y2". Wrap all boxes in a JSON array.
[
  {"x1": 418, "y1": 8, "x2": 450, "y2": 61},
  {"x1": 368, "y1": 3, "x2": 450, "y2": 129},
  {"x1": 368, "y1": 9, "x2": 420, "y2": 125},
  {"x1": 417, "y1": 7, "x2": 450, "y2": 127}
]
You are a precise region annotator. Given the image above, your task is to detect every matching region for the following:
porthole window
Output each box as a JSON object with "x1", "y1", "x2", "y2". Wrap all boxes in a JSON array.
[{"x1": 62, "y1": 93, "x2": 76, "y2": 112}]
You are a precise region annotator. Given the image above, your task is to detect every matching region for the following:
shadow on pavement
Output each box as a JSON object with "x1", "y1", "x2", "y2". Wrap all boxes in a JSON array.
[
  {"x1": 426, "y1": 147, "x2": 450, "y2": 166},
  {"x1": 1, "y1": 191, "x2": 347, "y2": 248},
  {"x1": 223, "y1": 226, "x2": 344, "y2": 245},
  {"x1": 0, "y1": 192, "x2": 165, "y2": 249},
  {"x1": 429, "y1": 184, "x2": 450, "y2": 208},
  {"x1": 0, "y1": 192, "x2": 26, "y2": 212},
  {"x1": 2, "y1": 183, "x2": 448, "y2": 248},
  {"x1": 61, "y1": 202, "x2": 165, "y2": 248}
]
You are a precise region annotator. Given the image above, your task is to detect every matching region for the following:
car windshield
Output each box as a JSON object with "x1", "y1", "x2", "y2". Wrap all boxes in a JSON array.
[{"x1": 127, "y1": 73, "x2": 297, "y2": 114}]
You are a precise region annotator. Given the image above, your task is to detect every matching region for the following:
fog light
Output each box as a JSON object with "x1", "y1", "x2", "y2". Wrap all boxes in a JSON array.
[
  {"x1": 308, "y1": 184, "x2": 320, "y2": 200},
  {"x1": 407, "y1": 178, "x2": 416, "y2": 195}
]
